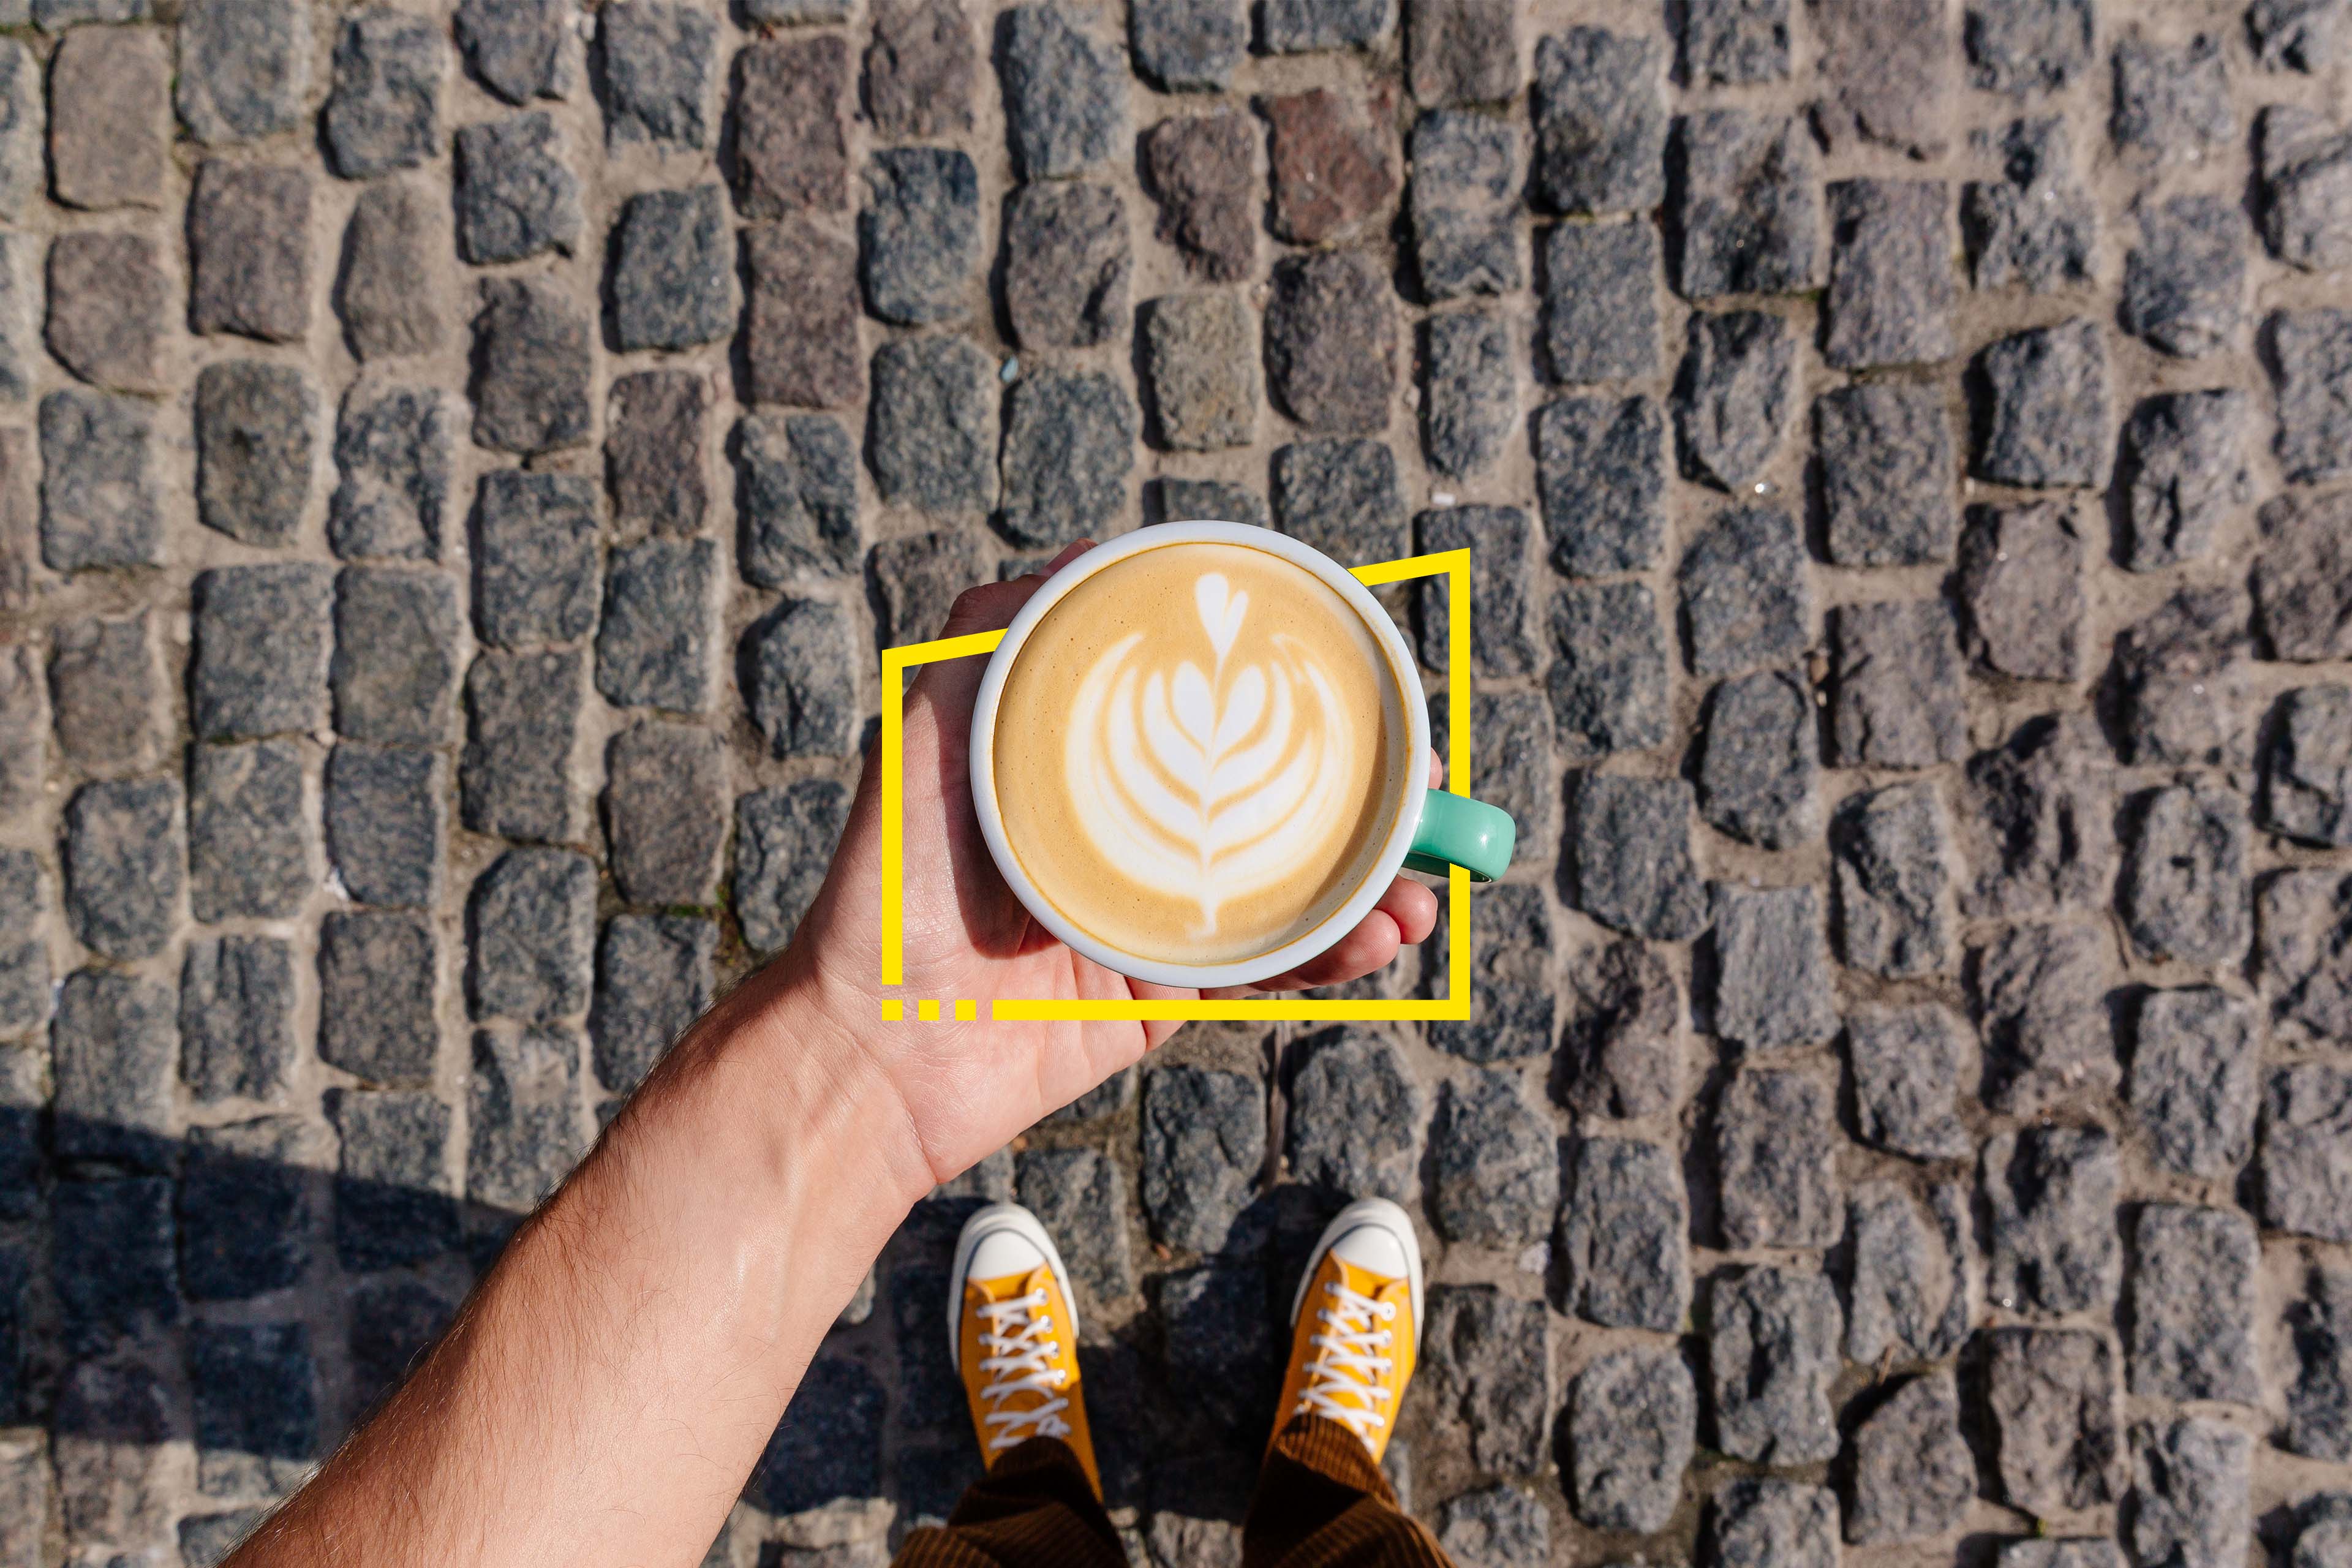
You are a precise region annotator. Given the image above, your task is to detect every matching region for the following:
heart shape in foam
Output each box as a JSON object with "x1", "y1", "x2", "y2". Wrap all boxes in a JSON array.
[{"x1": 1196, "y1": 573, "x2": 1248, "y2": 664}]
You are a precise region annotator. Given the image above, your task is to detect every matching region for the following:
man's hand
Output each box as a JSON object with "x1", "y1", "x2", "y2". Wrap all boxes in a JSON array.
[
  {"x1": 785, "y1": 539, "x2": 1441, "y2": 1187},
  {"x1": 223, "y1": 541, "x2": 1441, "y2": 1568}
]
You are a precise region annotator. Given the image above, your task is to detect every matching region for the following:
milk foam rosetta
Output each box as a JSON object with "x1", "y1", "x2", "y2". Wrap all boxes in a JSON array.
[{"x1": 993, "y1": 542, "x2": 1408, "y2": 966}]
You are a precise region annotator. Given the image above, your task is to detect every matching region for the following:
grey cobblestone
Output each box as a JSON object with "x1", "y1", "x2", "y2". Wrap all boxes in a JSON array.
[
  {"x1": 597, "y1": 537, "x2": 714, "y2": 712},
  {"x1": 1973, "y1": 920, "x2": 2116, "y2": 1113},
  {"x1": 861, "y1": 149, "x2": 978, "y2": 328},
  {"x1": 176, "y1": 0, "x2": 310, "y2": 145},
  {"x1": 1140, "y1": 1065, "x2": 1261, "y2": 1255},
  {"x1": 1714, "y1": 1066, "x2": 1841, "y2": 1249},
  {"x1": 470, "y1": 277, "x2": 592, "y2": 456},
  {"x1": 1683, "y1": 0, "x2": 1786, "y2": 83},
  {"x1": 1846, "y1": 1180, "x2": 1972, "y2": 1363},
  {"x1": 1708, "y1": 1266, "x2": 1839, "y2": 1464},
  {"x1": 467, "y1": 848, "x2": 595, "y2": 1027},
  {"x1": 1848, "y1": 1006, "x2": 1971, "y2": 1162},
  {"x1": 1001, "y1": 2, "x2": 1122, "y2": 178},
  {"x1": 609, "y1": 186, "x2": 734, "y2": 352},
  {"x1": 1847, "y1": 1371, "x2": 1973, "y2": 1544},
  {"x1": 1830, "y1": 780, "x2": 1953, "y2": 978},
  {"x1": 1427, "y1": 878, "x2": 1551, "y2": 1064},
  {"x1": 1287, "y1": 1030, "x2": 1424, "y2": 1205},
  {"x1": 325, "y1": 744, "x2": 443, "y2": 909},
  {"x1": 1825, "y1": 179, "x2": 1954, "y2": 370},
  {"x1": 2266, "y1": 685, "x2": 2352, "y2": 844},
  {"x1": 1430, "y1": 1071, "x2": 1555, "y2": 1247},
  {"x1": 735, "y1": 780, "x2": 848, "y2": 956},
  {"x1": 330, "y1": 1087, "x2": 456, "y2": 1267},
  {"x1": 742, "y1": 219, "x2": 862, "y2": 411},
  {"x1": 1569, "y1": 775, "x2": 1703, "y2": 941},
  {"x1": 608, "y1": 372, "x2": 706, "y2": 540},
  {"x1": 2124, "y1": 194, "x2": 2247, "y2": 360},
  {"x1": 40, "y1": 388, "x2": 158, "y2": 571},
  {"x1": 2119, "y1": 783, "x2": 2250, "y2": 966},
  {"x1": 1007, "y1": 183, "x2": 1129, "y2": 350},
  {"x1": 473, "y1": 470, "x2": 600, "y2": 649},
  {"x1": 62, "y1": 777, "x2": 182, "y2": 961},
  {"x1": 1142, "y1": 111, "x2": 1255, "y2": 283},
  {"x1": 1266, "y1": 251, "x2": 1394, "y2": 437},
  {"x1": 318, "y1": 910, "x2": 438, "y2": 1084},
  {"x1": 1697, "y1": 665, "x2": 1817, "y2": 848},
  {"x1": 46, "y1": 231, "x2": 162, "y2": 394},
  {"x1": 48, "y1": 612, "x2": 157, "y2": 775},
  {"x1": 1709, "y1": 884, "x2": 1837, "y2": 1052},
  {"x1": 1408, "y1": 110, "x2": 1521, "y2": 301},
  {"x1": 2130, "y1": 1419, "x2": 2251, "y2": 1568},
  {"x1": 1826, "y1": 598, "x2": 1966, "y2": 769},
  {"x1": 868, "y1": 337, "x2": 995, "y2": 516},
  {"x1": 187, "y1": 162, "x2": 311, "y2": 344},
  {"x1": 1419, "y1": 309, "x2": 1510, "y2": 479},
  {"x1": 1540, "y1": 221, "x2": 1659, "y2": 386},
  {"x1": 1534, "y1": 394, "x2": 1663, "y2": 576},
  {"x1": 1547, "y1": 580, "x2": 1667, "y2": 758},
  {"x1": 1557, "y1": 940, "x2": 1678, "y2": 1120},
  {"x1": 2128, "y1": 1205, "x2": 2258, "y2": 1404},
  {"x1": 1986, "y1": 1326, "x2": 2122, "y2": 1514},
  {"x1": 331, "y1": 385, "x2": 451, "y2": 561},
  {"x1": 1565, "y1": 1349, "x2": 1687, "y2": 1533},
  {"x1": 1271, "y1": 437, "x2": 1407, "y2": 564},
  {"x1": 195, "y1": 362, "x2": 317, "y2": 549},
  {"x1": 1967, "y1": 116, "x2": 2096, "y2": 291},
  {"x1": 1678, "y1": 505, "x2": 1806, "y2": 677},
  {"x1": 461, "y1": 647, "x2": 582, "y2": 842},
  {"x1": 333, "y1": 567, "x2": 460, "y2": 746},
  {"x1": 323, "y1": 8, "x2": 439, "y2": 179},
  {"x1": 54, "y1": 967, "x2": 175, "y2": 1169},
  {"x1": 745, "y1": 597, "x2": 856, "y2": 758},
  {"x1": 49, "y1": 29, "x2": 167, "y2": 211},
  {"x1": 601, "y1": 2, "x2": 714, "y2": 149},
  {"x1": 1558, "y1": 1135, "x2": 1687, "y2": 1331},
  {"x1": 591, "y1": 914, "x2": 713, "y2": 1097},
  {"x1": 1672, "y1": 110, "x2": 1819, "y2": 298},
  {"x1": 2120, "y1": 390, "x2": 2249, "y2": 570},
  {"x1": 1423, "y1": 1286, "x2": 1548, "y2": 1475},
  {"x1": 1000, "y1": 369, "x2": 1136, "y2": 549},
  {"x1": 1533, "y1": 29, "x2": 1662, "y2": 215},
  {"x1": 187, "y1": 740, "x2": 309, "y2": 922},
  {"x1": 339, "y1": 182, "x2": 446, "y2": 365},
  {"x1": 1986, "y1": 1124, "x2": 2120, "y2": 1317},
  {"x1": 1956, "y1": 501, "x2": 2086, "y2": 680},
  {"x1": 605, "y1": 722, "x2": 725, "y2": 907}
]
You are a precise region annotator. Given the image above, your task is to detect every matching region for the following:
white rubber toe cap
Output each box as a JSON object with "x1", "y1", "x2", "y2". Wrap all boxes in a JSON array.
[
  {"x1": 968, "y1": 1227, "x2": 1047, "y2": 1280},
  {"x1": 949, "y1": 1202, "x2": 1083, "y2": 1368},
  {"x1": 1330, "y1": 1219, "x2": 1413, "y2": 1280}
]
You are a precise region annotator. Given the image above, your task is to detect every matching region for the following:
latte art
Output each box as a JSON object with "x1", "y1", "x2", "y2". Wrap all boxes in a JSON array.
[
  {"x1": 993, "y1": 541, "x2": 1406, "y2": 966},
  {"x1": 1068, "y1": 574, "x2": 1360, "y2": 935}
]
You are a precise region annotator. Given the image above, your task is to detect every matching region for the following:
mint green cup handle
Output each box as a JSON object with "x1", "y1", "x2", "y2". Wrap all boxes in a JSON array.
[{"x1": 1402, "y1": 790, "x2": 1516, "y2": 881}]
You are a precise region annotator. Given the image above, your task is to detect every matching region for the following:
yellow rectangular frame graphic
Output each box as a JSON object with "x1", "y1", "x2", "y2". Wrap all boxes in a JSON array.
[{"x1": 878, "y1": 548, "x2": 1474, "y2": 1022}]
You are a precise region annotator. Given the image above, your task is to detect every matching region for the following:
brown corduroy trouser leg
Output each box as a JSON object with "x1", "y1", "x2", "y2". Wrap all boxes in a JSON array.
[{"x1": 890, "y1": 1418, "x2": 1450, "y2": 1568}]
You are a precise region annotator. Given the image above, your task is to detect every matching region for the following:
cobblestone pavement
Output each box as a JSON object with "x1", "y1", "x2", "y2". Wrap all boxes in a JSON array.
[{"x1": 9, "y1": 0, "x2": 2352, "y2": 1561}]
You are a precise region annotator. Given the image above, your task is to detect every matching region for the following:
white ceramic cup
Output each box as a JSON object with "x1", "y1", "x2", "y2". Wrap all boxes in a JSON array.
[{"x1": 968, "y1": 521, "x2": 1515, "y2": 990}]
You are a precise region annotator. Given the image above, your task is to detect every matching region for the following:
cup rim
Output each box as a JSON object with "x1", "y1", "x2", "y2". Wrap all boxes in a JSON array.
[{"x1": 968, "y1": 521, "x2": 1433, "y2": 990}]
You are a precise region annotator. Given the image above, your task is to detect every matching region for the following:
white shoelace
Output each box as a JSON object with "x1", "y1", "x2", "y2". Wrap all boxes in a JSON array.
[
  {"x1": 975, "y1": 1287, "x2": 1074, "y2": 1452},
  {"x1": 1293, "y1": 1280, "x2": 1398, "y2": 1449}
]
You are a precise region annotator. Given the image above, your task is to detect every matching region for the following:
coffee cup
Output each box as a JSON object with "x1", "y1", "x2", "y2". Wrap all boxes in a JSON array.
[{"x1": 970, "y1": 521, "x2": 1515, "y2": 989}]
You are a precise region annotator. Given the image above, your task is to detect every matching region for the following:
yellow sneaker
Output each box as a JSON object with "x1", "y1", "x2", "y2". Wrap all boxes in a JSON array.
[
  {"x1": 949, "y1": 1202, "x2": 1102, "y2": 1496},
  {"x1": 1271, "y1": 1198, "x2": 1424, "y2": 1463}
]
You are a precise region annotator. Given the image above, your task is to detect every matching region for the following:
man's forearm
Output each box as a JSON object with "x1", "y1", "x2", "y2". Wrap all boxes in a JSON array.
[{"x1": 230, "y1": 959, "x2": 935, "y2": 1568}]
